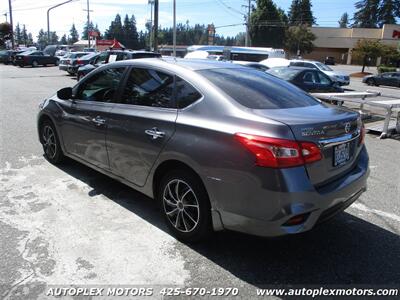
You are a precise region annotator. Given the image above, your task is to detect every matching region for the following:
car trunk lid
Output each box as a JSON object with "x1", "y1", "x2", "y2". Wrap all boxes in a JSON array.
[{"x1": 253, "y1": 104, "x2": 361, "y2": 186}]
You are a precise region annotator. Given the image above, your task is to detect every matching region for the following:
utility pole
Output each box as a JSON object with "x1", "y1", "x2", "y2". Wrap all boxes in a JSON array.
[
  {"x1": 154, "y1": 0, "x2": 159, "y2": 52},
  {"x1": 8, "y1": 0, "x2": 14, "y2": 49},
  {"x1": 148, "y1": 0, "x2": 154, "y2": 51},
  {"x1": 173, "y1": 0, "x2": 176, "y2": 56},
  {"x1": 83, "y1": 0, "x2": 92, "y2": 48},
  {"x1": 243, "y1": 0, "x2": 253, "y2": 47}
]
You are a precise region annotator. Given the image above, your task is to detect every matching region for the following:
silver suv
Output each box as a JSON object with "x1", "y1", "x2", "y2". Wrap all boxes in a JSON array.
[
  {"x1": 290, "y1": 60, "x2": 350, "y2": 86},
  {"x1": 37, "y1": 58, "x2": 368, "y2": 242}
]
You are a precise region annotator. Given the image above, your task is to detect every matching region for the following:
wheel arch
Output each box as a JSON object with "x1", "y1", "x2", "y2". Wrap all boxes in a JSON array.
[{"x1": 151, "y1": 159, "x2": 224, "y2": 232}]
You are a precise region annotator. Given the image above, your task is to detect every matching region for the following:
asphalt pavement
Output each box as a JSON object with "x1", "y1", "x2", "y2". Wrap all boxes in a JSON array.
[{"x1": 0, "y1": 64, "x2": 400, "y2": 299}]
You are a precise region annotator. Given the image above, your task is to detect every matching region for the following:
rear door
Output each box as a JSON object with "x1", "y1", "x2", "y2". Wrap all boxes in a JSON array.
[
  {"x1": 60, "y1": 66, "x2": 127, "y2": 169},
  {"x1": 106, "y1": 67, "x2": 178, "y2": 186}
]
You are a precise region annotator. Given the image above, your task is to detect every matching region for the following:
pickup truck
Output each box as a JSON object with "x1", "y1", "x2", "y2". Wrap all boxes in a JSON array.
[{"x1": 15, "y1": 51, "x2": 59, "y2": 67}]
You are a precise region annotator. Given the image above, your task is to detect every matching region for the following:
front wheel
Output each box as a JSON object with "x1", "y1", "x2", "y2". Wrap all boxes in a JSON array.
[
  {"x1": 32, "y1": 60, "x2": 39, "y2": 67},
  {"x1": 40, "y1": 121, "x2": 64, "y2": 164},
  {"x1": 158, "y1": 170, "x2": 212, "y2": 243}
]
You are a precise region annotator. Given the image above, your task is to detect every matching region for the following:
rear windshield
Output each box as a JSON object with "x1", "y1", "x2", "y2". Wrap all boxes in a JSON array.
[
  {"x1": 198, "y1": 68, "x2": 319, "y2": 109},
  {"x1": 267, "y1": 67, "x2": 300, "y2": 80}
]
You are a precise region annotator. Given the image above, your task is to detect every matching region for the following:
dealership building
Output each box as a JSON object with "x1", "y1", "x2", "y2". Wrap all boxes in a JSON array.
[{"x1": 303, "y1": 24, "x2": 400, "y2": 65}]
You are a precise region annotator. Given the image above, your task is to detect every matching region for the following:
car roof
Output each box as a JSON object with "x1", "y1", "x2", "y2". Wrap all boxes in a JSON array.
[
  {"x1": 290, "y1": 60, "x2": 319, "y2": 64},
  {"x1": 112, "y1": 57, "x2": 247, "y2": 71}
]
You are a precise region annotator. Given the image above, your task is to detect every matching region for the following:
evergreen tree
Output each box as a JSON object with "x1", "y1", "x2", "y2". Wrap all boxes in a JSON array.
[
  {"x1": 288, "y1": 0, "x2": 315, "y2": 26},
  {"x1": 378, "y1": 0, "x2": 397, "y2": 27},
  {"x1": 37, "y1": 29, "x2": 48, "y2": 48},
  {"x1": 60, "y1": 34, "x2": 68, "y2": 45},
  {"x1": 14, "y1": 23, "x2": 22, "y2": 45},
  {"x1": 122, "y1": 14, "x2": 139, "y2": 49},
  {"x1": 285, "y1": 24, "x2": 316, "y2": 55},
  {"x1": 21, "y1": 24, "x2": 28, "y2": 45},
  {"x1": 27, "y1": 33, "x2": 33, "y2": 45},
  {"x1": 69, "y1": 24, "x2": 79, "y2": 44},
  {"x1": 338, "y1": 12, "x2": 349, "y2": 28},
  {"x1": 82, "y1": 21, "x2": 94, "y2": 40},
  {"x1": 249, "y1": 0, "x2": 287, "y2": 48},
  {"x1": 353, "y1": 0, "x2": 380, "y2": 28},
  {"x1": 105, "y1": 14, "x2": 124, "y2": 42},
  {"x1": 49, "y1": 31, "x2": 59, "y2": 44}
]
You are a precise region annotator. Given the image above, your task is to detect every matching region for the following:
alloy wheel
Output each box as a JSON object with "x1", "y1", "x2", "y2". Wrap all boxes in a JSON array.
[
  {"x1": 42, "y1": 125, "x2": 57, "y2": 159},
  {"x1": 163, "y1": 179, "x2": 200, "y2": 233}
]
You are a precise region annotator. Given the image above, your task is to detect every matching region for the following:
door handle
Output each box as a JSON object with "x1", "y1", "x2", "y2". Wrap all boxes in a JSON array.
[
  {"x1": 145, "y1": 127, "x2": 165, "y2": 140},
  {"x1": 92, "y1": 116, "x2": 106, "y2": 126}
]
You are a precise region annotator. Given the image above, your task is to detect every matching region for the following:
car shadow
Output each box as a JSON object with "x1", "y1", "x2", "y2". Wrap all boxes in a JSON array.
[{"x1": 55, "y1": 158, "x2": 400, "y2": 286}]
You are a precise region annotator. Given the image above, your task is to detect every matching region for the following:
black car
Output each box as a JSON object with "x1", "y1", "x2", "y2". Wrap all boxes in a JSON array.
[
  {"x1": 324, "y1": 56, "x2": 335, "y2": 65},
  {"x1": 77, "y1": 50, "x2": 161, "y2": 80},
  {"x1": 363, "y1": 72, "x2": 400, "y2": 88},
  {"x1": 15, "y1": 50, "x2": 59, "y2": 67},
  {"x1": 267, "y1": 66, "x2": 344, "y2": 93},
  {"x1": 67, "y1": 52, "x2": 100, "y2": 76},
  {"x1": 0, "y1": 50, "x2": 13, "y2": 64}
]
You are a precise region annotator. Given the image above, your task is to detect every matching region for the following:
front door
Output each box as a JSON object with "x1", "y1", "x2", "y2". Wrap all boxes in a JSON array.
[
  {"x1": 106, "y1": 67, "x2": 178, "y2": 186},
  {"x1": 60, "y1": 66, "x2": 126, "y2": 169}
]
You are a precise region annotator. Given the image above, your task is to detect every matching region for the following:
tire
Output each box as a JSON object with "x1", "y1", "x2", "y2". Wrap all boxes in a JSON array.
[
  {"x1": 19, "y1": 64, "x2": 24, "y2": 68},
  {"x1": 32, "y1": 60, "x2": 39, "y2": 67},
  {"x1": 40, "y1": 120, "x2": 64, "y2": 164},
  {"x1": 157, "y1": 169, "x2": 212, "y2": 243},
  {"x1": 366, "y1": 78, "x2": 375, "y2": 86},
  {"x1": 55, "y1": 60, "x2": 59, "y2": 66}
]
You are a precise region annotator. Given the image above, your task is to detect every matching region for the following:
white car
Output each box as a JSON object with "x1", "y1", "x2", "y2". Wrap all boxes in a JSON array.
[{"x1": 289, "y1": 60, "x2": 350, "y2": 86}]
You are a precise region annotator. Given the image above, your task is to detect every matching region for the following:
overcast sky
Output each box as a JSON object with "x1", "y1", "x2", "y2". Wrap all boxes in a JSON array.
[{"x1": 0, "y1": 0, "x2": 361, "y2": 41}]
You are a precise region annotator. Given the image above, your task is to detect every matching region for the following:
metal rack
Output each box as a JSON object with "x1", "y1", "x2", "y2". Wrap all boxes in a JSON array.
[{"x1": 311, "y1": 91, "x2": 400, "y2": 139}]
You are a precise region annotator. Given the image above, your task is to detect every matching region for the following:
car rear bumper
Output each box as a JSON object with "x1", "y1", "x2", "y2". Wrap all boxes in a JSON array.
[{"x1": 210, "y1": 146, "x2": 369, "y2": 237}]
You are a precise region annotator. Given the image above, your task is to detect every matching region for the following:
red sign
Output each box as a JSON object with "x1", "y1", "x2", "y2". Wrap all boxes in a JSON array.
[
  {"x1": 96, "y1": 39, "x2": 115, "y2": 46},
  {"x1": 393, "y1": 30, "x2": 400, "y2": 39},
  {"x1": 89, "y1": 31, "x2": 99, "y2": 37}
]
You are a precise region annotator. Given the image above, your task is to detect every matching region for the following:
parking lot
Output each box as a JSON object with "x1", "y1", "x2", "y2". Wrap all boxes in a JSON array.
[{"x1": 1, "y1": 64, "x2": 400, "y2": 298}]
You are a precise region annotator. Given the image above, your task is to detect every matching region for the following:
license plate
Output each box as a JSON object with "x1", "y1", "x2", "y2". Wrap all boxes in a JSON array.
[{"x1": 333, "y1": 142, "x2": 350, "y2": 166}]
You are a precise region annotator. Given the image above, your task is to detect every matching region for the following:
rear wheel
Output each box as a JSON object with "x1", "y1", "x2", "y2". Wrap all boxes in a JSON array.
[
  {"x1": 157, "y1": 169, "x2": 212, "y2": 243},
  {"x1": 32, "y1": 60, "x2": 39, "y2": 67},
  {"x1": 40, "y1": 120, "x2": 64, "y2": 164},
  {"x1": 366, "y1": 78, "x2": 375, "y2": 86},
  {"x1": 55, "y1": 60, "x2": 59, "y2": 66}
]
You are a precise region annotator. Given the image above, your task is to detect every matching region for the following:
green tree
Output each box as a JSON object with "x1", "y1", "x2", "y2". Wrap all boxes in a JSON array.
[
  {"x1": 105, "y1": 14, "x2": 124, "y2": 42},
  {"x1": 122, "y1": 14, "x2": 139, "y2": 49},
  {"x1": 249, "y1": 0, "x2": 287, "y2": 48},
  {"x1": 288, "y1": 0, "x2": 315, "y2": 26},
  {"x1": 378, "y1": 0, "x2": 398, "y2": 27},
  {"x1": 49, "y1": 31, "x2": 59, "y2": 44},
  {"x1": 235, "y1": 32, "x2": 246, "y2": 46},
  {"x1": 0, "y1": 22, "x2": 12, "y2": 47},
  {"x1": 14, "y1": 23, "x2": 22, "y2": 45},
  {"x1": 353, "y1": 0, "x2": 380, "y2": 28},
  {"x1": 60, "y1": 34, "x2": 68, "y2": 45},
  {"x1": 352, "y1": 39, "x2": 385, "y2": 72},
  {"x1": 37, "y1": 29, "x2": 48, "y2": 48},
  {"x1": 82, "y1": 21, "x2": 94, "y2": 40},
  {"x1": 69, "y1": 23, "x2": 79, "y2": 44},
  {"x1": 27, "y1": 33, "x2": 33, "y2": 45},
  {"x1": 21, "y1": 25, "x2": 28, "y2": 45},
  {"x1": 338, "y1": 12, "x2": 349, "y2": 28},
  {"x1": 284, "y1": 25, "x2": 315, "y2": 56}
]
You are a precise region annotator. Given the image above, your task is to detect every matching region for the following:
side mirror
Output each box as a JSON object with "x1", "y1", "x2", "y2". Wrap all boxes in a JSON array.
[{"x1": 57, "y1": 87, "x2": 72, "y2": 100}]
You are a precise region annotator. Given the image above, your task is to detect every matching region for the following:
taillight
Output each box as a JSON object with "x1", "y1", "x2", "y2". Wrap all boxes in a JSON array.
[
  {"x1": 77, "y1": 59, "x2": 83, "y2": 65},
  {"x1": 234, "y1": 133, "x2": 322, "y2": 168}
]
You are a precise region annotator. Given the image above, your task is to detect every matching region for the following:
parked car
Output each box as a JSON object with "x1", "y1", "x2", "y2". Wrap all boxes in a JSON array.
[
  {"x1": 10, "y1": 50, "x2": 27, "y2": 65},
  {"x1": 67, "y1": 52, "x2": 100, "y2": 76},
  {"x1": 76, "y1": 50, "x2": 161, "y2": 80},
  {"x1": 37, "y1": 58, "x2": 369, "y2": 242},
  {"x1": 15, "y1": 50, "x2": 59, "y2": 67},
  {"x1": 362, "y1": 72, "x2": 400, "y2": 88},
  {"x1": 290, "y1": 60, "x2": 350, "y2": 86},
  {"x1": 267, "y1": 66, "x2": 344, "y2": 93},
  {"x1": 232, "y1": 61, "x2": 269, "y2": 71},
  {"x1": 58, "y1": 52, "x2": 87, "y2": 74},
  {"x1": 324, "y1": 56, "x2": 336, "y2": 65},
  {"x1": 0, "y1": 50, "x2": 13, "y2": 64}
]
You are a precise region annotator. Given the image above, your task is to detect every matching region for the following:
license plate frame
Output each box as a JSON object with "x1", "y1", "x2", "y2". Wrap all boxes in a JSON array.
[{"x1": 333, "y1": 142, "x2": 350, "y2": 167}]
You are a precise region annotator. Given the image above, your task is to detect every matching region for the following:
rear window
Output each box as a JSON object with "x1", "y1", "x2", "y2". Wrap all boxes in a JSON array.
[
  {"x1": 267, "y1": 67, "x2": 300, "y2": 80},
  {"x1": 198, "y1": 68, "x2": 319, "y2": 109}
]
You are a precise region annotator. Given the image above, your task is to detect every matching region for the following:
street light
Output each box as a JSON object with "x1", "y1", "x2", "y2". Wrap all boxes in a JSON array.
[{"x1": 47, "y1": 0, "x2": 74, "y2": 43}]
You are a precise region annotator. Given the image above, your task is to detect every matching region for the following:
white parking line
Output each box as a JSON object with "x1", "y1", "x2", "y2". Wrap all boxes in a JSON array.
[{"x1": 352, "y1": 203, "x2": 400, "y2": 223}]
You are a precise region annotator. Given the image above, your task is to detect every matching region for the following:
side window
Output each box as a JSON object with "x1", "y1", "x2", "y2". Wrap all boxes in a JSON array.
[
  {"x1": 175, "y1": 77, "x2": 202, "y2": 109},
  {"x1": 120, "y1": 68, "x2": 174, "y2": 108},
  {"x1": 303, "y1": 71, "x2": 318, "y2": 83},
  {"x1": 317, "y1": 72, "x2": 332, "y2": 84},
  {"x1": 95, "y1": 52, "x2": 108, "y2": 65},
  {"x1": 290, "y1": 62, "x2": 303, "y2": 67},
  {"x1": 305, "y1": 63, "x2": 317, "y2": 69},
  {"x1": 77, "y1": 67, "x2": 125, "y2": 102}
]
